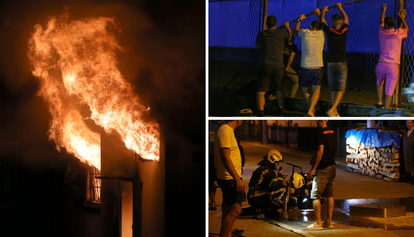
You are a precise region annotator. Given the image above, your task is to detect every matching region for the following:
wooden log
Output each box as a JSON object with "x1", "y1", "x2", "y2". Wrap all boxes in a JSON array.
[
  {"x1": 383, "y1": 177, "x2": 402, "y2": 182},
  {"x1": 346, "y1": 153, "x2": 358, "y2": 159},
  {"x1": 347, "y1": 163, "x2": 359, "y2": 170},
  {"x1": 378, "y1": 171, "x2": 400, "y2": 179},
  {"x1": 381, "y1": 152, "x2": 399, "y2": 159},
  {"x1": 381, "y1": 162, "x2": 397, "y2": 167}
]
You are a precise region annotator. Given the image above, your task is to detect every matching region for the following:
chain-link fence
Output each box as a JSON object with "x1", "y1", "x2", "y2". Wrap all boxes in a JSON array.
[
  {"x1": 401, "y1": 0, "x2": 412, "y2": 104},
  {"x1": 283, "y1": 0, "x2": 397, "y2": 97},
  {"x1": 209, "y1": 0, "x2": 262, "y2": 86},
  {"x1": 209, "y1": 0, "x2": 412, "y2": 106}
]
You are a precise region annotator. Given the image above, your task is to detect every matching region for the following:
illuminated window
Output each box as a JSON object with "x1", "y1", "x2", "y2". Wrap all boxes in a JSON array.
[{"x1": 88, "y1": 166, "x2": 101, "y2": 203}]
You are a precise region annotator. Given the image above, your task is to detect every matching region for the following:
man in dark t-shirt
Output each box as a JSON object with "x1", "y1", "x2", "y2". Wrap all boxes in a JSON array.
[
  {"x1": 282, "y1": 36, "x2": 299, "y2": 98},
  {"x1": 317, "y1": 3, "x2": 349, "y2": 117},
  {"x1": 305, "y1": 120, "x2": 336, "y2": 230},
  {"x1": 256, "y1": 15, "x2": 291, "y2": 117}
]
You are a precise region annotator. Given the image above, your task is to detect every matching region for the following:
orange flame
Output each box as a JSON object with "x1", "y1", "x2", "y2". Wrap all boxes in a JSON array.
[{"x1": 28, "y1": 13, "x2": 160, "y2": 170}]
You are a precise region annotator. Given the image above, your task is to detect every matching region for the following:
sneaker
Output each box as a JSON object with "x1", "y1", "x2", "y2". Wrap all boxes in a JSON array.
[
  {"x1": 304, "y1": 223, "x2": 323, "y2": 230},
  {"x1": 235, "y1": 108, "x2": 253, "y2": 116},
  {"x1": 376, "y1": 103, "x2": 383, "y2": 109}
]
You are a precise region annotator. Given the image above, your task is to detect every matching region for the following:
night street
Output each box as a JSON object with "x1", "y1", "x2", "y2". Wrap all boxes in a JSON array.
[{"x1": 209, "y1": 141, "x2": 414, "y2": 237}]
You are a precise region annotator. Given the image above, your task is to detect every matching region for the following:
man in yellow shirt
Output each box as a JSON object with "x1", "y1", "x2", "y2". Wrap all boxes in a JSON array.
[{"x1": 214, "y1": 120, "x2": 245, "y2": 237}]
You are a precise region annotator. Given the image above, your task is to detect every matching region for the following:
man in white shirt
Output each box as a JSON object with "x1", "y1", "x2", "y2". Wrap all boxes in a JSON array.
[
  {"x1": 293, "y1": 12, "x2": 326, "y2": 117},
  {"x1": 214, "y1": 120, "x2": 245, "y2": 237}
]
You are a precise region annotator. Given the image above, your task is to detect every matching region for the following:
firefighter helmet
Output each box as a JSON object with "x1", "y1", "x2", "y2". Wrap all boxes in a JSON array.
[
  {"x1": 292, "y1": 173, "x2": 305, "y2": 189},
  {"x1": 266, "y1": 150, "x2": 283, "y2": 164}
]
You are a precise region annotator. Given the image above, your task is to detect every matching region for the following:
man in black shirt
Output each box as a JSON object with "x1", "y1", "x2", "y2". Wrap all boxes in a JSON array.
[
  {"x1": 317, "y1": 3, "x2": 349, "y2": 117},
  {"x1": 256, "y1": 15, "x2": 291, "y2": 116},
  {"x1": 305, "y1": 120, "x2": 336, "y2": 230}
]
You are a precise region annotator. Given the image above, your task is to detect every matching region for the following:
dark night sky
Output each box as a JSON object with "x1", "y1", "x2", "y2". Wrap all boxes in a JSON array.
[{"x1": 0, "y1": 0, "x2": 205, "y2": 152}]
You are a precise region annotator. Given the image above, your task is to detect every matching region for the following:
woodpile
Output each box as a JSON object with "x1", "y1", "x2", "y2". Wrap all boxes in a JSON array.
[{"x1": 346, "y1": 143, "x2": 402, "y2": 182}]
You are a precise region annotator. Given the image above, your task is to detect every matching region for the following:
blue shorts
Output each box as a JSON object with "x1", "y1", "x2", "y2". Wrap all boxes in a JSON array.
[
  {"x1": 298, "y1": 67, "x2": 323, "y2": 87},
  {"x1": 328, "y1": 62, "x2": 347, "y2": 92}
]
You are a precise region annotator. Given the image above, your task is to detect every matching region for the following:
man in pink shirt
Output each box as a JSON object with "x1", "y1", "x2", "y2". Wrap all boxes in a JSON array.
[{"x1": 376, "y1": 3, "x2": 408, "y2": 109}]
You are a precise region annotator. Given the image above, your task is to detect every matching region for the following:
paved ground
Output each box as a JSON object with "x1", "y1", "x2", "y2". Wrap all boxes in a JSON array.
[
  {"x1": 208, "y1": 141, "x2": 414, "y2": 237},
  {"x1": 209, "y1": 76, "x2": 413, "y2": 117}
]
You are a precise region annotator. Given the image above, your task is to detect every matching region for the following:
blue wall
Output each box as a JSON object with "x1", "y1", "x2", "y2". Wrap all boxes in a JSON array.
[{"x1": 209, "y1": 0, "x2": 398, "y2": 54}]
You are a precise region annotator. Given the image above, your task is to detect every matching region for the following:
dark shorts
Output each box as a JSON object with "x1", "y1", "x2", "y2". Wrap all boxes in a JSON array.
[
  {"x1": 310, "y1": 165, "x2": 336, "y2": 199},
  {"x1": 217, "y1": 178, "x2": 246, "y2": 206},
  {"x1": 298, "y1": 67, "x2": 323, "y2": 87},
  {"x1": 257, "y1": 64, "x2": 285, "y2": 92},
  {"x1": 328, "y1": 62, "x2": 347, "y2": 92}
]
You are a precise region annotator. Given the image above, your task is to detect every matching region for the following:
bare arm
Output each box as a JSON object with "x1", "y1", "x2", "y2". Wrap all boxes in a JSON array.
[
  {"x1": 285, "y1": 52, "x2": 296, "y2": 70},
  {"x1": 381, "y1": 4, "x2": 386, "y2": 25},
  {"x1": 399, "y1": 0, "x2": 403, "y2": 28},
  {"x1": 399, "y1": 9, "x2": 409, "y2": 32},
  {"x1": 320, "y1": 6, "x2": 328, "y2": 25},
  {"x1": 336, "y1": 3, "x2": 348, "y2": 25},
  {"x1": 283, "y1": 22, "x2": 292, "y2": 40},
  {"x1": 307, "y1": 145, "x2": 324, "y2": 178},
  {"x1": 293, "y1": 14, "x2": 306, "y2": 36},
  {"x1": 220, "y1": 148, "x2": 245, "y2": 192}
]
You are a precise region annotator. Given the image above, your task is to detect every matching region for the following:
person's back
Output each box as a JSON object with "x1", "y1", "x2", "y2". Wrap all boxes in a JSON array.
[
  {"x1": 294, "y1": 16, "x2": 326, "y2": 117},
  {"x1": 378, "y1": 25, "x2": 407, "y2": 64},
  {"x1": 299, "y1": 29, "x2": 325, "y2": 68},
  {"x1": 317, "y1": 126, "x2": 337, "y2": 170},
  {"x1": 257, "y1": 29, "x2": 290, "y2": 66},
  {"x1": 375, "y1": 4, "x2": 409, "y2": 110}
]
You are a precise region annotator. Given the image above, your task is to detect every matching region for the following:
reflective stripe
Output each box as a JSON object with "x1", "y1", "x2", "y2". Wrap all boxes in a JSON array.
[
  {"x1": 258, "y1": 169, "x2": 268, "y2": 185},
  {"x1": 247, "y1": 191, "x2": 267, "y2": 199}
]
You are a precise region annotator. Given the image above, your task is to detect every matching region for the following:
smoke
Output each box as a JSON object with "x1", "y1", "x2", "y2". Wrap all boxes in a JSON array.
[{"x1": 0, "y1": 0, "x2": 204, "y2": 167}]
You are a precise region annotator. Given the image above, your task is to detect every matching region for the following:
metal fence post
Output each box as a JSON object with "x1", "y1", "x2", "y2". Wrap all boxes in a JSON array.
[
  {"x1": 262, "y1": 0, "x2": 268, "y2": 31},
  {"x1": 399, "y1": 0, "x2": 408, "y2": 105}
]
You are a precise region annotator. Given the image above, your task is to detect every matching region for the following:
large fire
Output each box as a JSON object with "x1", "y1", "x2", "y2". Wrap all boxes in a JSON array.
[{"x1": 27, "y1": 13, "x2": 160, "y2": 170}]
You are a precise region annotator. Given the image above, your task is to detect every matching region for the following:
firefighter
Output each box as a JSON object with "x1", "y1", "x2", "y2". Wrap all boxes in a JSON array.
[
  {"x1": 247, "y1": 150, "x2": 287, "y2": 218},
  {"x1": 289, "y1": 173, "x2": 306, "y2": 210}
]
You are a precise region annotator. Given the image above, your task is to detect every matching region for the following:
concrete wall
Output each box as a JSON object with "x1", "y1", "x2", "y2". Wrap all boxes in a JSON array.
[
  {"x1": 164, "y1": 123, "x2": 205, "y2": 236},
  {"x1": 101, "y1": 125, "x2": 165, "y2": 237}
]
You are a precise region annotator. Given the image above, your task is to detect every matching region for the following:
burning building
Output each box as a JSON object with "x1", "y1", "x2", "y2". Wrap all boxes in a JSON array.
[{"x1": 0, "y1": 0, "x2": 205, "y2": 236}]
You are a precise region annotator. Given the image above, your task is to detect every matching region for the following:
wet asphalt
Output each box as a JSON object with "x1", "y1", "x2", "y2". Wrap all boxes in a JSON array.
[{"x1": 209, "y1": 141, "x2": 414, "y2": 236}]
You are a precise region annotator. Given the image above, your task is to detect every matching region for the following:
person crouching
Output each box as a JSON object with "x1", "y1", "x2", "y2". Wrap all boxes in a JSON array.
[{"x1": 247, "y1": 150, "x2": 287, "y2": 219}]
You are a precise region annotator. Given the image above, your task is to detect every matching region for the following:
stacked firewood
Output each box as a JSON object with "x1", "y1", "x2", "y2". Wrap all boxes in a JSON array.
[{"x1": 346, "y1": 143, "x2": 402, "y2": 182}]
